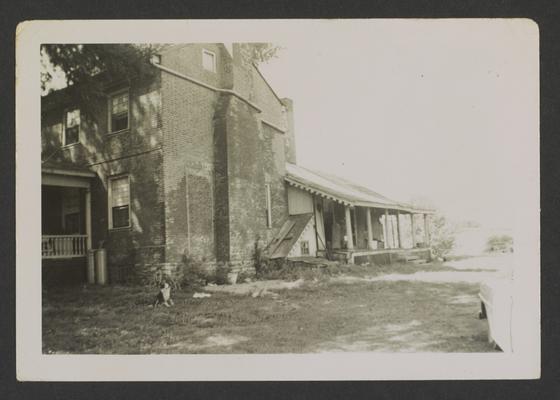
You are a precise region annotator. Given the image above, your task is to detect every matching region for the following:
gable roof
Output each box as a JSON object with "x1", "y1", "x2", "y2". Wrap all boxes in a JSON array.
[
  {"x1": 285, "y1": 163, "x2": 434, "y2": 214},
  {"x1": 266, "y1": 213, "x2": 314, "y2": 259}
]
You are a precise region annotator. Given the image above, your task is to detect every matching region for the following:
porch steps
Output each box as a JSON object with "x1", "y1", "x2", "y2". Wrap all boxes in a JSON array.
[
  {"x1": 396, "y1": 252, "x2": 429, "y2": 265},
  {"x1": 287, "y1": 256, "x2": 339, "y2": 269}
]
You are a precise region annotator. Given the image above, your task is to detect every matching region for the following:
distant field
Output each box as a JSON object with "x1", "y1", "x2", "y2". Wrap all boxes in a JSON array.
[{"x1": 451, "y1": 227, "x2": 513, "y2": 257}]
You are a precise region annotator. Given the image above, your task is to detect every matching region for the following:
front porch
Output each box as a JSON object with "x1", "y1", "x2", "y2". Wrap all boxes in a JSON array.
[{"x1": 42, "y1": 166, "x2": 95, "y2": 284}]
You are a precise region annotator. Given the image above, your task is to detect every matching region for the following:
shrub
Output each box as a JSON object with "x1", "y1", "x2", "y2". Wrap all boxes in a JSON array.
[
  {"x1": 486, "y1": 235, "x2": 513, "y2": 253},
  {"x1": 252, "y1": 237, "x2": 266, "y2": 277},
  {"x1": 236, "y1": 269, "x2": 254, "y2": 283},
  {"x1": 179, "y1": 253, "x2": 208, "y2": 288},
  {"x1": 430, "y1": 214, "x2": 455, "y2": 259},
  {"x1": 214, "y1": 262, "x2": 231, "y2": 285}
]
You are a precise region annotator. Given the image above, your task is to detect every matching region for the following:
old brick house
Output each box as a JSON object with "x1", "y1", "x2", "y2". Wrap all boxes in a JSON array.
[
  {"x1": 41, "y1": 43, "x2": 433, "y2": 285},
  {"x1": 42, "y1": 44, "x2": 296, "y2": 283}
]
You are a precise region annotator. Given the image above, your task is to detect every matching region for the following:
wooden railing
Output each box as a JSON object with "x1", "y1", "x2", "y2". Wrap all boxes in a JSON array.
[{"x1": 42, "y1": 235, "x2": 88, "y2": 259}]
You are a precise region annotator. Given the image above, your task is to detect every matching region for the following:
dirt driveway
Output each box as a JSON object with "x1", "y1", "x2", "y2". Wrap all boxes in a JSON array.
[
  {"x1": 42, "y1": 256, "x2": 506, "y2": 354},
  {"x1": 310, "y1": 255, "x2": 510, "y2": 352}
]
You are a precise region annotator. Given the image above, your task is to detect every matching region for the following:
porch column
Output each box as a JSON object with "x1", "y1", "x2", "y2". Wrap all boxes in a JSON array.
[
  {"x1": 424, "y1": 214, "x2": 431, "y2": 245},
  {"x1": 397, "y1": 212, "x2": 403, "y2": 249},
  {"x1": 384, "y1": 209, "x2": 390, "y2": 249},
  {"x1": 85, "y1": 188, "x2": 92, "y2": 250},
  {"x1": 410, "y1": 213, "x2": 417, "y2": 248},
  {"x1": 345, "y1": 205, "x2": 354, "y2": 250},
  {"x1": 390, "y1": 214, "x2": 397, "y2": 248},
  {"x1": 366, "y1": 208, "x2": 373, "y2": 249}
]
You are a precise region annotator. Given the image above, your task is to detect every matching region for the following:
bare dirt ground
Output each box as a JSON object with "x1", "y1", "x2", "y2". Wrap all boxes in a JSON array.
[{"x1": 42, "y1": 255, "x2": 506, "y2": 354}]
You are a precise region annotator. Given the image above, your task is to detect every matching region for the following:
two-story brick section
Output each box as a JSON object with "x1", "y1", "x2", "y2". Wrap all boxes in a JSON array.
[{"x1": 41, "y1": 43, "x2": 434, "y2": 285}]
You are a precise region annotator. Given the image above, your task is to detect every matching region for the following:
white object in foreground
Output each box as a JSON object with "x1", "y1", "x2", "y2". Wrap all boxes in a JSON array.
[
  {"x1": 479, "y1": 278, "x2": 514, "y2": 352},
  {"x1": 193, "y1": 292, "x2": 212, "y2": 298}
]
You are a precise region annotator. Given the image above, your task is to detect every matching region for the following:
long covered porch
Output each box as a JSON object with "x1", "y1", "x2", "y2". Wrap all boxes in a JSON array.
[
  {"x1": 314, "y1": 198, "x2": 433, "y2": 264},
  {"x1": 284, "y1": 163, "x2": 435, "y2": 264}
]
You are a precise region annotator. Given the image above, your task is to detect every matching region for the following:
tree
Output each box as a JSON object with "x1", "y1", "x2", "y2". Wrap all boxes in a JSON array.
[
  {"x1": 430, "y1": 213, "x2": 455, "y2": 259},
  {"x1": 41, "y1": 43, "x2": 281, "y2": 97},
  {"x1": 41, "y1": 44, "x2": 162, "y2": 98},
  {"x1": 239, "y1": 43, "x2": 282, "y2": 65}
]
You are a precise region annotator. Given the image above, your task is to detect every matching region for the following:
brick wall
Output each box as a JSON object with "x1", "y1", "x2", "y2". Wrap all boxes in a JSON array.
[
  {"x1": 160, "y1": 44, "x2": 290, "y2": 273},
  {"x1": 160, "y1": 45, "x2": 222, "y2": 266},
  {"x1": 224, "y1": 98, "x2": 289, "y2": 267}
]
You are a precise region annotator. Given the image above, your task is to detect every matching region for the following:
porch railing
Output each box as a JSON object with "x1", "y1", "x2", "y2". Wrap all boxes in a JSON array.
[{"x1": 42, "y1": 235, "x2": 88, "y2": 259}]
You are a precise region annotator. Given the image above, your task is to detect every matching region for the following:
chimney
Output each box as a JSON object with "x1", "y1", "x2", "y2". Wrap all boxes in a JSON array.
[{"x1": 281, "y1": 98, "x2": 296, "y2": 164}]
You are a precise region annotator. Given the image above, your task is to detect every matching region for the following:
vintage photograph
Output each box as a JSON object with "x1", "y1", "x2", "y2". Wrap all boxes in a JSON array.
[{"x1": 18, "y1": 19, "x2": 540, "y2": 380}]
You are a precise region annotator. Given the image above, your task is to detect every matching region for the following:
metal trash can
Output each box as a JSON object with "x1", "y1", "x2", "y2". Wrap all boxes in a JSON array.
[
  {"x1": 87, "y1": 249, "x2": 96, "y2": 284},
  {"x1": 95, "y1": 248, "x2": 108, "y2": 285}
]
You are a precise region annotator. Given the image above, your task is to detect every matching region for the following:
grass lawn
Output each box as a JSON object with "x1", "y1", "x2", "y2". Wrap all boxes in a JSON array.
[{"x1": 42, "y1": 261, "x2": 497, "y2": 354}]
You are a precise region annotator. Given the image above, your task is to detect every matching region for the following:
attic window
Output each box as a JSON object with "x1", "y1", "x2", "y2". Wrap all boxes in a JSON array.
[{"x1": 202, "y1": 49, "x2": 216, "y2": 72}]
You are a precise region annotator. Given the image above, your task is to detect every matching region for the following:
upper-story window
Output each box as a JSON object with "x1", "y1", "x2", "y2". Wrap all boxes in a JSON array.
[
  {"x1": 63, "y1": 109, "x2": 80, "y2": 146},
  {"x1": 109, "y1": 90, "x2": 129, "y2": 133},
  {"x1": 202, "y1": 49, "x2": 216, "y2": 73}
]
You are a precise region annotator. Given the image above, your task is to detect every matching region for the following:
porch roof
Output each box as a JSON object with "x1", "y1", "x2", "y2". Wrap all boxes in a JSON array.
[
  {"x1": 42, "y1": 163, "x2": 96, "y2": 188},
  {"x1": 42, "y1": 159, "x2": 96, "y2": 176},
  {"x1": 285, "y1": 163, "x2": 434, "y2": 214}
]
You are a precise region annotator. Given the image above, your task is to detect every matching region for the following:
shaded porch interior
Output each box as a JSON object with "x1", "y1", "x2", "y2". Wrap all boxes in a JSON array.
[
  {"x1": 42, "y1": 185, "x2": 91, "y2": 258},
  {"x1": 282, "y1": 163, "x2": 434, "y2": 264},
  {"x1": 316, "y1": 198, "x2": 432, "y2": 264}
]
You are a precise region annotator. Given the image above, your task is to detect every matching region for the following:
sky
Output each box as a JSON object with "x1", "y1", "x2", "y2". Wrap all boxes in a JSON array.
[
  {"x1": 258, "y1": 20, "x2": 538, "y2": 230},
  {"x1": 40, "y1": 21, "x2": 538, "y2": 230}
]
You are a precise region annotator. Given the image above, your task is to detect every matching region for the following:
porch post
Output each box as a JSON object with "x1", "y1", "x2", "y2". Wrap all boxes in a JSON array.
[
  {"x1": 366, "y1": 208, "x2": 373, "y2": 249},
  {"x1": 384, "y1": 209, "x2": 390, "y2": 249},
  {"x1": 390, "y1": 213, "x2": 396, "y2": 248},
  {"x1": 345, "y1": 205, "x2": 354, "y2": 250},
  {"x1": 85, "y1": 188, "x2": 92, "y2": 250},
  {"x1": 424, "y1": 214, "x2": 431, "y2": 245},
  {"x1": 411, "y1": 213, "x2": 417, "y2": 248},
  {"x1": 397, "y1": 212, "x2": 403, "y2": 249}
]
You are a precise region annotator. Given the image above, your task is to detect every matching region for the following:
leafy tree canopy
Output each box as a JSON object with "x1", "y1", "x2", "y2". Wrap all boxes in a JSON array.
[
  {"x1": 238, "y1": 43, "x2": 282, "y2": 64},
  {"x1": 41, "y1": 44, "x2": 162, "y2": 98}
]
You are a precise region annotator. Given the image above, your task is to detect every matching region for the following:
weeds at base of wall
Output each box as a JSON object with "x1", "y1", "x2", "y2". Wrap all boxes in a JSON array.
[{"x1": 179, "y1": 254, "x2": 233, "y2": 288}]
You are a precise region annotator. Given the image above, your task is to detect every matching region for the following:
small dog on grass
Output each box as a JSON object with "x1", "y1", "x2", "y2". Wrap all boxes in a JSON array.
[{"x1": 153, "y1": 282, "x2": 174, "y2": 308}]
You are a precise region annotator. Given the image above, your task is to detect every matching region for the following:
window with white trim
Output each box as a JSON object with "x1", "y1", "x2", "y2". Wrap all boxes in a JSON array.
[
  {"x1": 109, "y1": 176, "x2": 130, "y2": 229},
  {"x1": 109, "y1": 90, "x2": 129, "y2": 133},
  {"x1": 265, "y1": 183, "x2": 272, "y2": 228},
  {"x1": 64, "y1": 109, "x2": 80, "y2": 145},
  {"x1": 202, "y1": 49, "x2": 216, "y2": 72}
]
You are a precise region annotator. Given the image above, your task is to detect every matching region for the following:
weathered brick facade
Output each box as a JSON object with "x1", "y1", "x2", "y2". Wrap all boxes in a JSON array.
[{"x1": 41, "y1": 44, "x2": 293, "y2": 283}]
